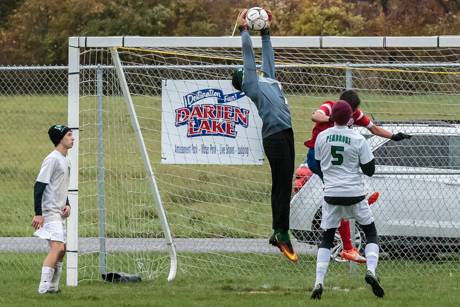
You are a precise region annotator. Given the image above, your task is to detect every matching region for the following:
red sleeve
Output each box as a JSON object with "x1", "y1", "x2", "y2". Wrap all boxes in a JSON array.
[
  {"x1": 318, "y1": 101, "x2": 334, "y2": 116},
  {"x1": 353, "y1": 109, "x2": 373, "y2": 128}
]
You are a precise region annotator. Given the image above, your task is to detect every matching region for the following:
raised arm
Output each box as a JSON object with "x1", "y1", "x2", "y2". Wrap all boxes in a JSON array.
[
  {"x1": 261, "y1": 10, "x2": 274, "y2": 79},
  {"x1": 261, "y1": 30, "x2": 275, "y2": 79},
  {"x1": 241, "y1": 30, "x2": 258, "y2": 90},
  {"x1": 237, "y1": 9, "x2": 259, "y2": 98}
]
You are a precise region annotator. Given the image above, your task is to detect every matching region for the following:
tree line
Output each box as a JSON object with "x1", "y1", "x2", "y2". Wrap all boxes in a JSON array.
[{"x1": 0, "y1": 0, "x2": 459, "y2": 65}]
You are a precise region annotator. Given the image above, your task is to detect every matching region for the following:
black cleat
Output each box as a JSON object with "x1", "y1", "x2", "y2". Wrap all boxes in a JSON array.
[
  {"x1": 310, "y1": 283, "x2": 323, "y2": 300},
  {"x1": 365, "y1": 270, "x2": 384, "y2": 298},
  {"x1": 269, "y1": 233, "x2": 299, "y2": 263}
]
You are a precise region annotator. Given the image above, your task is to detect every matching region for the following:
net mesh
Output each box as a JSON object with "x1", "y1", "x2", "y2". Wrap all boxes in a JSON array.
[
  {"x1": 1, "y1": 40, "x2": 459, "y2": 283},
  {"x1": 76, "y1": 44, "x2": 460, "y2": 280}
]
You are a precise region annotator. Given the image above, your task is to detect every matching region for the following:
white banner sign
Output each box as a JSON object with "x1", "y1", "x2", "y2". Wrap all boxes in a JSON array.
[{"x1": 161, "y1": 80, "x2": 264, "y2": 164}]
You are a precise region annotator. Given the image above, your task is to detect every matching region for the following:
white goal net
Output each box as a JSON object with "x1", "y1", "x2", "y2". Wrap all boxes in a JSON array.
[{"x1": 68, "y1": 35, "x2": 460, "y2": 285}]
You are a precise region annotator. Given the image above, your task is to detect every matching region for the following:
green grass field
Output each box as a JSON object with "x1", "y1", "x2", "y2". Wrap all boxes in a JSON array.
[
  {"x1": 1, "y1": 93, "x2": 460, "y2": 305},
  {"x1": 1, "y1": 253, "x2": 460, "y2": 307},
  {"x1": 2, "y1": 93, "x2": 459, "y2": 237}
]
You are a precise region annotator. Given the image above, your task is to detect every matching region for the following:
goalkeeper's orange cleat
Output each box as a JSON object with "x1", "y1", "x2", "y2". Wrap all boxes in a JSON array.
[
  {"x1": 340, "y1": 247, "x2": 366, "y2": 264},
  {"x1": 367, "y1": 191, "x2": 380, "y2": 206},
  {"x1": 269, "y1": 233, "x2": 299, "y2": 263}
]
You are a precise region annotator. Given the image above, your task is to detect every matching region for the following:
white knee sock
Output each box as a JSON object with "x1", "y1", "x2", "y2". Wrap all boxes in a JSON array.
[
  {"x1": 38, "y1": 266, "x2": 55, "y2": 293},
  {"x1": 315, "y1": 248, "x2": 331, "y2": 286},
  {"x1": 50, "y1": 262, "x2": 63, "y2": 290},
  {"x1": 365, "y1": 243, "x2": 379, "y2": 275}
]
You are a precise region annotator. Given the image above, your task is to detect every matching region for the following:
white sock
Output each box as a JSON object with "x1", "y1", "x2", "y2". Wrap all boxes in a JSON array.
[
  {"x1": 315, "y1": 248, "x2": 331, "y2": 286},
  {"x1": 365, "y1": 243, "x2": 379, "y2": 275},
  {"x1": 50, "y1": 262, "x2": 63, "y2": 290},
  {"x1": 38, "y1": 266, "x2": 55, "y2": 293}
]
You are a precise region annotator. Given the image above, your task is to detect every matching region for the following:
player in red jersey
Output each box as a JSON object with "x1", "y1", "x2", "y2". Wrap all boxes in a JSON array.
[{"x1": 301, "y1": 90, "x2": 411, "y2": 263}]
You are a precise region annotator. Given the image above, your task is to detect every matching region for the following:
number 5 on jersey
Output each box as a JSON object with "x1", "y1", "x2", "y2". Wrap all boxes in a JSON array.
[{"x1": 331, "y1": 145, "x2": 344, "y2": 165}]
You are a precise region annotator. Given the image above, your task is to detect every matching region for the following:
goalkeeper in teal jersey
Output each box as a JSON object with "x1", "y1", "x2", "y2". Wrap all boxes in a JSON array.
[{"x1": 231, "y1": 9, "x2": 297, "y2": 262}]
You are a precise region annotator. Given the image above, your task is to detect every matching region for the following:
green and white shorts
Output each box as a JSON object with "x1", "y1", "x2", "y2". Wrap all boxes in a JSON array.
[{"x1": 320, "y1": 199, "x2": 374, "y2": 230}]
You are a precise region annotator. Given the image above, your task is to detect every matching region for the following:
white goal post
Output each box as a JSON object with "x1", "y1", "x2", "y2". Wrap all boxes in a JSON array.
[{"x1": 67, "y1": 35, "x2": 460, "y2": 286}]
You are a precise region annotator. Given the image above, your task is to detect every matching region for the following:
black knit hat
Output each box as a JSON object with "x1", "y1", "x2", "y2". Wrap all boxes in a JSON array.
[
  {"x1": 48, "y1": 124, "x2": 71, "y2": 146},
  {"x1": 232, "y1": 68, "x2": 244, "y2": 91}
]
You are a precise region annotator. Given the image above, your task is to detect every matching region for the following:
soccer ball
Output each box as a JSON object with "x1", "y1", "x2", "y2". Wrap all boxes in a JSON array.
[{"x1": 245, "y1": 7, "x2": 269, "y2": 31}]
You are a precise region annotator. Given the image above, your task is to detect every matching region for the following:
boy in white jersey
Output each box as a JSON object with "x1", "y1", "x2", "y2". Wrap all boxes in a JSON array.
[
  {"x1": 310, "y1": 101, "x2": 384, "y2": 299},
  {"x1": 32, "y1": 124, "x2": 73, "y2": 294}
]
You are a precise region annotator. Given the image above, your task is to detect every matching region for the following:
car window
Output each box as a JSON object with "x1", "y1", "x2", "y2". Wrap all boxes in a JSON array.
[
  {"x1": 449, "y1": 135, "x2": 460, "y2": 169},
  {"x1": 373, "y1": 135, "x2": 460, "y2": 170}
]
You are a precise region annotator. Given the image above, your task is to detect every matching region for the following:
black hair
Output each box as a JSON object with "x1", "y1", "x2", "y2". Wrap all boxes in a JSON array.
[{"x1": 340, "y1": 90, "x2": 361, "y2": 111}]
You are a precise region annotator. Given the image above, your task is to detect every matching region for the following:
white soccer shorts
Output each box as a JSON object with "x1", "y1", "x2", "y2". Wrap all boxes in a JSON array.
[
  {"x1": 320, "y1": 199, "x2": 374, "y2": 230},
  {"x1": 34, "y1": 221, "x2": 66, "y2": 243}
]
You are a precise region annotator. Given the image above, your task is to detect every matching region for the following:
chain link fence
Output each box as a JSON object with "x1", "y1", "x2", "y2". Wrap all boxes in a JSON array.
[
  {"x1": 1, "y1": 51, "x2": 460, "y2": 283},
  {"x1": 0, "y1": 66, "x2": 68, "y2": 277}
]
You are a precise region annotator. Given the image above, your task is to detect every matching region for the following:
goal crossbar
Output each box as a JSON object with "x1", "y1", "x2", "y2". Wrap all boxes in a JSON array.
[{"x1": 70, "y1": 35, "x2": 460, "y2": 48}]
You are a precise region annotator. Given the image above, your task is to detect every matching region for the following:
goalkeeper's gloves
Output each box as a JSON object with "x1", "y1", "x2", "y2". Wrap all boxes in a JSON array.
[
  {"x1": 391, "y1": 132, "x2": 411, "y2": 141},
  {"x1": 260, "y1": 10, "x2": 272, "y2": 35},
  {"x1": 266, "y1": 9, "x2": 273, "y2": 27},
  {"x1": 237, "y1": 9, "x2": 248, "y2": 31}
]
